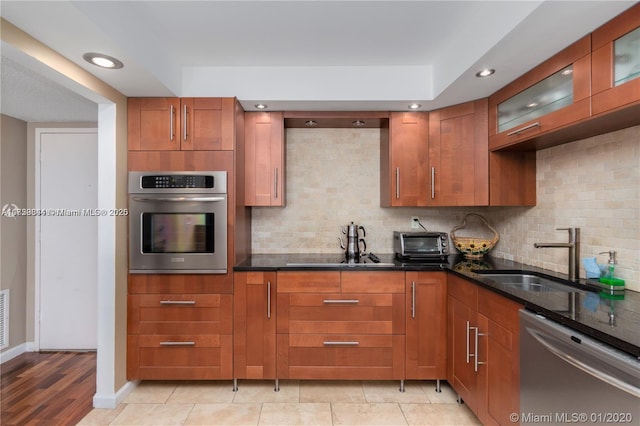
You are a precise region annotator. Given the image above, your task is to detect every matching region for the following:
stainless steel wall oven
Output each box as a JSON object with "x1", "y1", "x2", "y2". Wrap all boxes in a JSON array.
[{"x1": 128, "y1": 171, "x2": 227, "y2": 274}]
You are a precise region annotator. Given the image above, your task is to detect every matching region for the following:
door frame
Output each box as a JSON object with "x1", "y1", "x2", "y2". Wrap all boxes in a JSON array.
[{"x1": 33, "y1": 127, "x2": 98, "y2": 351}]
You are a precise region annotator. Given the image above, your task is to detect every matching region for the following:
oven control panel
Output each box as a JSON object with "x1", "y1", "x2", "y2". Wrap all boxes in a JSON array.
[
  {"x1": 141, "y1": 174, "x2": 214, "y2": 189},
  {"x1": 129, "y1": 171, "x2": 227, "y2": 194}
]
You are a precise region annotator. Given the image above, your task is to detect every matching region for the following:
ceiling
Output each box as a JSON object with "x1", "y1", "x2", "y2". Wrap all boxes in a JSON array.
[{"x1": 0, "y1": 0, "x2": 636, "y2": 121}]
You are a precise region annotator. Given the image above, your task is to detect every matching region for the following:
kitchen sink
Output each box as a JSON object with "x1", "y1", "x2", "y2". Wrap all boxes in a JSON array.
[{"x1": 474, "y1": 272, "x2": 574, "y2": 293}]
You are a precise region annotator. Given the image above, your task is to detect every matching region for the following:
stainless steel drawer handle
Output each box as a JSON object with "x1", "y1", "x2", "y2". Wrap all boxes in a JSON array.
[
  {"x1": 323, "y1": 341, "x2": 359, "y2": 346},
  {"x1": 267, "y1": 281, "x2": 272, "y2": 319},
  {"x1": 274, "y1": 168, "x2": 278, "y2": 199},
  {"x1": 323, "y1": 299, "x2": 359, "y2": 304},
  {"x1": 170, "y1": 104, "x2": 175, "y2": 141},
  {"x1": 506, "y1": 121, "x2": 540, "y2": 136},
  {"x1": 474, "y1": 327, "x2": 487, "y2": 372},
  {"x1": 466, "y1": 321, "x2": 472, "y2": 363},
  {"x1": 395, "y1": 168, "x2": 400, "y2": 199},
  {"x1": 431, "y1": 167, "x2": 435, "y2": 199},
  {"x1": 183, "y1": 104, "x2": 188, "y2": 142},
  {"x1": 160, "y1": 341, "x2": 195, "y2": 346},
  {"x1": 159, "y1": 300, "x2": 196, "y2": 305},
  {"x1": 411, "y1": 281, "x2": 416, "y2": 319}
]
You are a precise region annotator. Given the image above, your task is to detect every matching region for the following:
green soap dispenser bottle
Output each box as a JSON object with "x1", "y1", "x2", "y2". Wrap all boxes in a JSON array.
[{"x1": 598, "y1": 251, "x2": 625, "y2": 290}]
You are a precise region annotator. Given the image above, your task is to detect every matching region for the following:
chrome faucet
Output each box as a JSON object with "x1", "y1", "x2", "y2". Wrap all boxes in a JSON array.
[{"x1": 534, "y1": 227, "x2": 580, "y2": 281}]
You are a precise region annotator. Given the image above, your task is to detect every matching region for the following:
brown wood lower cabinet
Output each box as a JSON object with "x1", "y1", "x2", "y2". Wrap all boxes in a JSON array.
[
  {"x1": 233, "y1": 271, "x2": 277, "y2": 379},
  {"x1": 127, "y1": 275, "x2": 233, "y2": 380},
  {"x1": 405, "y1": 271, "x2": 447, "y2": 379},
  {"x1": 447, "y1": 274, "x2": 522, "y2": 425},
  {"x1": 276, "y1": 271, "x2": 405, "y2": 380}
]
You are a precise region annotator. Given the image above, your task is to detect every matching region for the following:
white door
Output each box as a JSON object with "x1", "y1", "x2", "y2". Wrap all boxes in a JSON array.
[{"x1": 38, "y1": 130, "x2": 98, "y2": 350}]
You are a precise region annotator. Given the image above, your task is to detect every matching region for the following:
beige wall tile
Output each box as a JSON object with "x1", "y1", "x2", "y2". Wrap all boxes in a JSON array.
[{"x1": 251, "y1": 126, "x2": 639, "y2": 292}]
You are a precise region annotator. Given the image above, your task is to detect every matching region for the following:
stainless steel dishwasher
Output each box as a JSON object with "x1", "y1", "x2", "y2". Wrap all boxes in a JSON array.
[{"x1": 519, "y1": 309, "x2": 640, "y2": 425}]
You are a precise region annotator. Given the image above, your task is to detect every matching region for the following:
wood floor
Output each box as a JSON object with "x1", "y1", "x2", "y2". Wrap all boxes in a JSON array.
[{"x1": 1, "y1": 351, "x2": 96, "y2": 426}]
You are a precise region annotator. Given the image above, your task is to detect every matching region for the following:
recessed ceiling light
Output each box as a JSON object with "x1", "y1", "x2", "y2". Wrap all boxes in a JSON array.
[
  {"x1": 305, "y1": 120, "x2": 318, "y2": 127},
  {"x1": 475, "y1": 68, "x2": 495, "y2": 78},
  {"x1": 561, "y1": 69, "x2": 573, "y2": 75},
  {"x1": 408, "y1": 103, "x2": 422, "y2": 110},
  {"x1": 82, "y1": 52, "x2": 123, "y2": 69},
  {"x1": 527, "y1": 102, "x2": 539, "y2": 108},
  {"x1": 255, "y1": 103, "x2": 268, "y2": 110},
  {"x1": 352, "y1": 120, "x2": 366, "y2": 127}
]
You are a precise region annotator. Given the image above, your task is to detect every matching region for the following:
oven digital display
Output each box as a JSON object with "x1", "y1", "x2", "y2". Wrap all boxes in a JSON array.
[
  {"x1": 141, "y1": 213, "x2": 214, "y2": 253},
  {"x1": 141, "y1": 175, "x2": 214, "y2": 189}
]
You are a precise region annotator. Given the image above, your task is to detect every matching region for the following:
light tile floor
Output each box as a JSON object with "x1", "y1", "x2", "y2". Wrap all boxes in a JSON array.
[{"x1": 79, "y1": 380, "x2": 481, "y2": 425}]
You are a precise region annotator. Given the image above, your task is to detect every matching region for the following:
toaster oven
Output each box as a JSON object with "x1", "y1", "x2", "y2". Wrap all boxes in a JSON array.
[{"x1": 393, "y1": 231, "x2": 449, "y2": 260}]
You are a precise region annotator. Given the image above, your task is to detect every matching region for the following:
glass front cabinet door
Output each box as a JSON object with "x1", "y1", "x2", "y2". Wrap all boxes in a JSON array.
[
  {"x1": 488, "y1": 36, "x2": 591, "y2": 150},
  {"x1": 591, "y1": 3, "x2": 640, "y2": 116}
]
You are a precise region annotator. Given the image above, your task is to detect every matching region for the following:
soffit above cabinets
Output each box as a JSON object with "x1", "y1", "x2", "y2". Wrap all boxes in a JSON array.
[{"x1": 0, "y1": 1, "x2": 636, "y2": 115}]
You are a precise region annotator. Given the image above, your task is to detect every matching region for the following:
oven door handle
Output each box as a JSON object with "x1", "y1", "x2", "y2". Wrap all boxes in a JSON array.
[{"x1": 131, "y1": 196, "x2": 226, "y2": 202}]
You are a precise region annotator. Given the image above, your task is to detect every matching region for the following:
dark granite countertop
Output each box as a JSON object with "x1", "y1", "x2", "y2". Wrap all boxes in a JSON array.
[{"x1": 235, "y1": 253, "x2": 640, "y2": 358}]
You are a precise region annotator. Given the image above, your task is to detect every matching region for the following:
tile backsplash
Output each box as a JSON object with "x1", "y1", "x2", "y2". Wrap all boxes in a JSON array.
[{"x1": 251, "y1": 125, "x2": 639, "y2": 292}]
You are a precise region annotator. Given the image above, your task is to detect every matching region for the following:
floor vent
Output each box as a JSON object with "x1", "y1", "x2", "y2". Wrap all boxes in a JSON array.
[{"x1": 0, "y1": 289, "x2": 8, "y2": 350}]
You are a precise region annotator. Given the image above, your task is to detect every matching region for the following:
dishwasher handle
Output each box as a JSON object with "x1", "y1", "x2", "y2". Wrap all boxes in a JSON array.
[{"x1": 525, "y1": 317, "x2": 640, "y2": 399}]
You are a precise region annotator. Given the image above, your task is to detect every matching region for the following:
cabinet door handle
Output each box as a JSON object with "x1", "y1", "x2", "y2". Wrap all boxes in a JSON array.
[
  {"x1": 506, "y1": 121, "x2": 540, "y2": 136},
  {"x1": 170, "y1": 104, "x2": 175, "y2": 141},
  {"x1": 474, "y1": 327, "x2": 487, "y2": 372},
  {"x1": 323, "y1": 341, "x2": 359, "y2": 346},
  {"x1": 431, "y1": 167, "x2": 435, "y2": 199},
  {"x1": 183, "y1": 104, "x2": 188, "y2": 142},
  {"x1": 323, "y1": 299, "x2": 359, "y2": 304},
  {"x1": 411, "y1": 281, "x2": 416, "y2": 319},
  {"x1": 159, "y1": 300, "x2": 196, "y2": 305},
  {"x1": 267, "y1": 281, "x2": 272, "y2": 319},
  {"x1": 395, "y1": 168, "x2": 400, "y2": 199},
  {"x1": 160, "y1": 341, "x2": 195, "y2": 346},
  {"x1": 274, "y1": 168, "x2": 278, "y2": 199}
]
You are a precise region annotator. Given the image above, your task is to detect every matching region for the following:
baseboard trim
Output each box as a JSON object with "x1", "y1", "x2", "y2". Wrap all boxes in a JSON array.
[
  {"x1": 93, "y1": 380, "x2": 139, "y2": 409},
  {"x1": 0, "y1": 342, "x2": 28, "y2": 364}
]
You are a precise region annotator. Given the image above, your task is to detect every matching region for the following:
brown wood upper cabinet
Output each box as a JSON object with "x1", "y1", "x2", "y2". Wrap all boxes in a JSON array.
[
  {"x1": 381, "y1": 112, "x2": 430, "y2": 206},
  {"x1": 128, "y1": 97, "x2": 235, "y2": 151},
  {"x1": 488, "y1": 36, "x2": 591, "y2": 151},
  {"x1": 244, "y1": 111, "x2": 285, "y2": 206},
  {"x1": 382, "y1": 101, "x2": 489, "y2": 207},
  {"x1": 591, "y1": 3, "x2": 640, "y2": 116},
  {"x1": 429, "y1": 99, "x2": 489, "y2": 206}
]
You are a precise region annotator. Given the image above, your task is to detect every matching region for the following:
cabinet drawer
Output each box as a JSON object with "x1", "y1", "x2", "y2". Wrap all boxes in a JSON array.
[
  {"x1": 278, "y1": 293, "x2": 405, "y2": 334},
  {"x1": 447, "y1": 274, "x2": 478, "y2": 307},
  {"x1": 129, "y1": 274, "x2": 233, "y2": 294},
  {"x1": 341, "y1": 271, "x2": 405, "y2": 293},
  {"x1": 277, "y1": 271, "x2": 341, "y2": 293},
  {"x1": 128, "y1": 334, "x2": 232, "y2": 380},
  {"x1": 477, "y1": 287, "x2": 522, "y2": 334},
  {"x1": 277, "y1": 334, "x2": 405, "y2": 380},
  {"x1": 128, "y1": 294, "x2": 232, "y2": 335}
]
